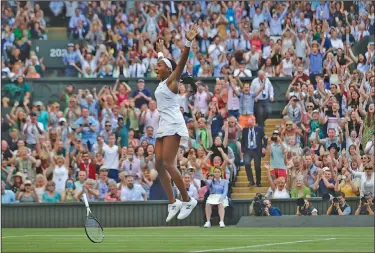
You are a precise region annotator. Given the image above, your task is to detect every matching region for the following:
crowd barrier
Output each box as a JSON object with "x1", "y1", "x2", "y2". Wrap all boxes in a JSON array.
[
  {"x1": 1, "y1": 198, "x2": 361, "y2": 228},
  {"x1": 2, "y1": 77, "x2": 292, "y2": 118}
]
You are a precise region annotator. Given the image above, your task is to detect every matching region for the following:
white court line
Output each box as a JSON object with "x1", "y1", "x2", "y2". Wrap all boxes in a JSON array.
[
  {"x1": 189, "y1": 238, "x2": 337, "y2": 253},
  {"x1": 2, "y1": 234, "x2": 370, "y2": 239},
  {"x1": 2, "y1": 234, "x2": 372, "y2": 239}
]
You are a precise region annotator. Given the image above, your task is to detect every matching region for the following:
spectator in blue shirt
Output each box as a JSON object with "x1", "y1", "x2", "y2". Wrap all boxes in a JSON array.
[
  {"x1": 139, "y1": 126, "x2": 156, "y2": 146},
  {"x1": 75, "y1": 107, "x2": 98, "y2": 152},
  {"x1": 264, "y1": 199, "x2": 282, "y2": 216},
  {"x1": 203, "y1": 167, "x2": 229, "y2": 228},
  {"x1": 1, "y1": 180, "x2": 17, "y2": 204},
  {"x1": 306, "y1": 39, "x2": 325, "y2": 85},
  {"x1": 132, "y1": 79, "x2": 152, "y2": 109},
  {"x1": 62, "y1": 43, "x2": 80, "y2": 77}
]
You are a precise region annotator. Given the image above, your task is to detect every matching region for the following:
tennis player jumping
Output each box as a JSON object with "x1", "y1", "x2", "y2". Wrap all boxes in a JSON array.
[{"x1": 154, "y1": 24, "x2": 199, "y2": 222}]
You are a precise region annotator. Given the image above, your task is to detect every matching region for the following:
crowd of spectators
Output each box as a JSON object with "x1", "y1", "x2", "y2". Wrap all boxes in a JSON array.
[{"x1": 1, "y1": 1, "x2": 375, "y2": 219}]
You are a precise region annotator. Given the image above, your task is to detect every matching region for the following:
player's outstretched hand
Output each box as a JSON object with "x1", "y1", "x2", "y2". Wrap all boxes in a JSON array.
[{"x1": 185, "y1": 24, "x2": 199, "y2": 42}]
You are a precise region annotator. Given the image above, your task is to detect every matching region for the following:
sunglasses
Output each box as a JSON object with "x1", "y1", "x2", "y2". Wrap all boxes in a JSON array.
[
  {"x1": 365, "y1": 167, "x2": 373, "y2": 171},
  {"x1": 286, "y1": 124, "x2": 292, "y2": 126},
  {"x1": 105, "y1": 125, "x2": 111, "y2": 127},
  {"x1": 307, "y1": 106, "x2": 313, "y2": 108}
]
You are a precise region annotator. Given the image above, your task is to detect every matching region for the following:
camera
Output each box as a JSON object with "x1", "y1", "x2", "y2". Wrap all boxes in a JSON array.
[
  {"x1": 332, "y1": 197, "x2": 339, "y2": 204},
  {"x1": 297, "y1": 198, "x2": 305, "y2": 207},
  {"x1": 361, "y1": 196, "x2": 367, "y2": 205},
  {"x1": 59, "y1": 121, "x2": 64, "y2": 126},
  {"x1": 271, "y1": 136, "x2": 277, "y2": 142},
  {"x1": 253, "y1": 194, "x2": 267, "y2": 216}
]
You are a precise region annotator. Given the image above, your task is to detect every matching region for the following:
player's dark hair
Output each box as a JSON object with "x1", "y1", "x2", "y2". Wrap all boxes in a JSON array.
[{"x1": 167, "y1": 58, "x2": 177, "y2": 72}]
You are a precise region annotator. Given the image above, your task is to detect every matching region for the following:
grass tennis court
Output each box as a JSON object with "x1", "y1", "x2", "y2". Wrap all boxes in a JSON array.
[{"x1": 2, "y1": 227, "x2": 374, "y2": 252}]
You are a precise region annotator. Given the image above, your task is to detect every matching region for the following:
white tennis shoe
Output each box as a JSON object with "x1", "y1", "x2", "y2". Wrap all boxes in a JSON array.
[
  {"x1": 177, "y1": 197, "x2": 197, "y2": 220},
  {"x1": 219, "y1": 221, "x2": 225, "y2": 228},
  {"x1": 166, "y1": 199, "x2": 182, "y2": 222},
  {"x1": 203, "y1": 221, "x2": 211, "y2": 228}
]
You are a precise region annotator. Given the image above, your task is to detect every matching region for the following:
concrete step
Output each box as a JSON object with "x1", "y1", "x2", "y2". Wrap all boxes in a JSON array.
[
  {"x1": 232, "y1": 187, "x2": 269, "y2": 193},
  {"x1": 235, "y1": 181, "x2": 269, "y2": 187},
  {"x1": 236, "y1": 175, "x2": 269, "y2": 182},
  {"x1": 232, "y1": 193, "x2": 258, "y2": 199},
  {"x1": 238, "y1": 171, "x2": 269, "y2": 177},
  {"x1": 47, "y1": 27, "x2": 68, "y2": 40}
]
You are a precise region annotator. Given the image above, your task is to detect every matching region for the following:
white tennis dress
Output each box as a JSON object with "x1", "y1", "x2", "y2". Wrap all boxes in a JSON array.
[{"x1": 154, "y1": 79, "x2": 189, "y2": 138}]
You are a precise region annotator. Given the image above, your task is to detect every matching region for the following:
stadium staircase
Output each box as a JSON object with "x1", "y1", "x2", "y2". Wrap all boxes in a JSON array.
[{"x1": 232, "y1": 118, "x2": 283, "y2": 199}]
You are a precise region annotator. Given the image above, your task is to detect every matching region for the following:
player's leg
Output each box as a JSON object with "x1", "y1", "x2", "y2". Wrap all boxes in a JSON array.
[
  {"x1": 162, "y1": 134, "x2": 197, "y2": 220},
  {"x1": 155, "y1": 138, "x2": 175, "y2": 204},
  {"x1": 155, "y1": 137, "x2": 183, "y2": 222}
]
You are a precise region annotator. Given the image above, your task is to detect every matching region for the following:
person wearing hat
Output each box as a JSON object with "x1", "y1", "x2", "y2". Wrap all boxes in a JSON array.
[
  {"x1": 16, "y1": 180, "x2": 38, "y2": 202},
  {"x1": 131, "y1": 79, "x2": 152, "y2": 109},
  {"x1": 62, "y1": 42, "x2": 79, "y2": 77},
  {"x1": 23, "y1": 112, "x2": 44, "y2": 150},
  {"x1": 267, "y1": 130, "x2": 287, "y2": 179},
  {"x1": 309, "y1": 109, "x2": 324, "y2": 139},
  {"x1": 1, "y1": 180, "x2": 17, "y2": 204}
]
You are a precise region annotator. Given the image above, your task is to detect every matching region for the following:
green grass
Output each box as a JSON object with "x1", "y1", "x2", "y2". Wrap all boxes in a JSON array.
[{"x1": 2, "y1": 227, "x2": 374, "y2": 252}]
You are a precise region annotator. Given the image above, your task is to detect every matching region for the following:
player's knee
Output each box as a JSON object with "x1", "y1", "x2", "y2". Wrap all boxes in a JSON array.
[{"x1": 155, "y1": 159, "x2": 164, "y2": 172}]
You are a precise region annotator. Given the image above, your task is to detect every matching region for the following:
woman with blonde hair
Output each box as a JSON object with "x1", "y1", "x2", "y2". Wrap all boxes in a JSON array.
[
  {"x1": 46, "y1": 147, "x2": 70, "y2": 193},
  {"x1": 25, "y1": 65, "x2": 40, "y2": 78},
  {"x1": 34, "y1": 174, "x2": 47, "y2": 201}
]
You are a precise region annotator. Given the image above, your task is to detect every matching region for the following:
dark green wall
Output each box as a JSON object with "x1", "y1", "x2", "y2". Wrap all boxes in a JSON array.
[
  {"x1": 2, "y1": 77, "x2": 291, "y2": 117},
  {"x1": 1, "y1": 198, "x2": 360, "y2": 228}
]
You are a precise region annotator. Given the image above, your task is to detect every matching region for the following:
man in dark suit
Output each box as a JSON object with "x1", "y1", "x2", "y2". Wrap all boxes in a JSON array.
[
  {"x1": 342, "y1": 26, "x2": 355, "y2": 46},
  {"x1": 241, "y1": 118, "x2": 268, "y2": 187}
]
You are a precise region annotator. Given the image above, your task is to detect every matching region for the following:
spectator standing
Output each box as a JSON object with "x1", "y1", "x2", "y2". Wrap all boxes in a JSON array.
[
  {"x1": 77, "y1": 151, "x2": 96, "y2": 180},
  {"x1": 251, "y1": 71, "x2": 274, "y2": 127},
  {"x1": 75, "y1": 107, "x2": 97, "y2": 152},
  {"x1": 98, "y1": 134, "x2": 120, "y2": 182},
  {"x1": 23, "y1": 112, "x2": 44, "y2": 150},
  {"x1": 267, "y1": 131, "x2": 286, "y2": 179},
  {"x1": 241, "y1": 118, "x2": 267, "y2": 187},
  {"x1": 141, "y1": 100, "x2": 160, "y2": 135},
  {"x1": 120, "y1": 146, "x2": 142, "y2": 183},
  {"x1": 132, "y1": 79, "x2": 152, "y2": 109},
  {"x1": 62, "y1": 43, "x2": 80, "y2": 77}
]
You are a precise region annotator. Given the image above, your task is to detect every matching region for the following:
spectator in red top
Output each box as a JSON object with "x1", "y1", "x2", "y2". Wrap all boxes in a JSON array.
[{"x1": 77, "y1": 151, "x2": 97, "y2": 180}]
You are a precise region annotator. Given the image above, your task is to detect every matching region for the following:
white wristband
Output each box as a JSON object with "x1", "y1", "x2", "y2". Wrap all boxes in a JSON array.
[
  {"x1": 185, "y1": 40, "x2": 193, "y2": 48},
  {"x1": 157, "y1": 52, "x2": 164, "y2": 59}
]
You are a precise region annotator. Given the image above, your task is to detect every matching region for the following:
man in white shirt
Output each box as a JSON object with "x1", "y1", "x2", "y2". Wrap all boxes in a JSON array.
[
  {"x1": 194, "y1": 83, "x2": 210, "y2": 114},
  {"x1": 98, "y1": 134, "x2": 120, "y2": 182},
  {"x1": 120, "y1": 175, "x2": 147, "y2": 201},
  {"x1": 251, "y1": 71, "x2": 274, "y2": 127},
  {"x1": 129, "y1": 57, "x2": 147, "y2": 78},
  {"x1": 23, "y1": 112, "x2": 44, "y2": 150},
  {"x1": 120, "y1": 146, "x2": 142, "y2": 183},
  {"x1": 141, "y1": 100, "x2": 160, "y2": 134}
]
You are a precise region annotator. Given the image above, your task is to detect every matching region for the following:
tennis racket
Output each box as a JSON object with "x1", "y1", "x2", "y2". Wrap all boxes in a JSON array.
[{"x1": 82, "y1": 193, "x2": 104, "y2": 243}]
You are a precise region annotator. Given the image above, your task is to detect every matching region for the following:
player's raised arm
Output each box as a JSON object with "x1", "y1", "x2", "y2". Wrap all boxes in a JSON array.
[{"x1": 166, "y1": 24, "x2": 199, "y2": 93}]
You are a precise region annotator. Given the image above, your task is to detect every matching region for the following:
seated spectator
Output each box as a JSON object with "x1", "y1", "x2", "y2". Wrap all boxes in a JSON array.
[
  {"x1": 104, "y1": 181, "x2": 121, "y2": 202},
  {"x1": 267, "y1": 173, "x2": 290, "y2": 199},
  {"x1": 120, "y1": 175, "x2": 147, "y2": 201},
  {"x1": 34, "y1": 174, "x2": 46, "y2": 202},
  {"x1": 291, "y1": 175, "x2": 312, "y2": 198},
  {"x1": 1, "y1": 180, "x2": 17, "y2": 204},
  {"x1": 334, "y1": 172, "x2": 359, "y2": 197},
  {"x1": 16, "y1": 179, "x2": 38, "y2": 202},
  {"x1": 296, "y1": 199, "x2": 318, "y2": 216},
  {"x1": 355, "y1": 192, "x2": 375, "y2": 216},
  {"x1": 42, "y1": 181, "x2": 61, "y2": 203},
  {"x1": 61, "y1": 179, "x2": 78, "y2": 202},
  {"x1": 177, "y1": 172, "x2": 198, "y2": 200},
  {"x1": 326, "y1": 192, "x2": 352, "y2": 216},
  {"x1": 203, "y1": 167, "x2": 229, "y2": 228},
  {"x1": 120, "y1": 146, "x2": 142, "y2": 183},
  {"x1": 264, "y1": 199, "x2": 282, "y2": 216},
  {"x1": 76, "y1": 179, "x2": 99, "y2": 202}
]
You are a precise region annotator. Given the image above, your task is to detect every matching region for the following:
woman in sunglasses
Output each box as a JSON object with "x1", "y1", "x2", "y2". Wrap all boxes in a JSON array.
[
  {"x1": 42, "y1": 181, "x2": 61, "y2": 203},
  {"x1": 348, "y1": 164, "x2": 374, "y2": 197}
]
